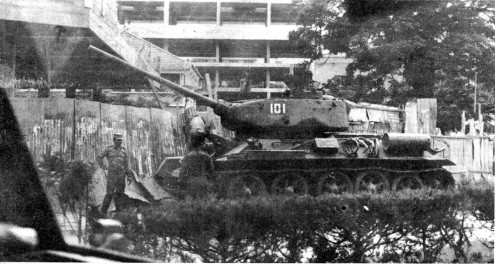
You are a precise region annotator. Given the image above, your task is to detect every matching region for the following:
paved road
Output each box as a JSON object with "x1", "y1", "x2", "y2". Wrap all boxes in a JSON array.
[{"x1": 56, "y1": 213, "x2": 87, "y2": 245}]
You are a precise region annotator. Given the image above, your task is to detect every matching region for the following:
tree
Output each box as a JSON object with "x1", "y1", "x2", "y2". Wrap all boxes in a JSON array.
[
  {"x1": 282, "y1": 61, "x2": 315, "y2": 98},
  {"x1": 290, "y1": 0, "x2": 495, "y2": 131}
]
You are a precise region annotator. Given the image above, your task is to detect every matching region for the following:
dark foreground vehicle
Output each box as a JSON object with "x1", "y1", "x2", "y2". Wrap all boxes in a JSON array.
[
  {"x1": 89, "y1": 46, "x2": 455, "y2": 199},
  {"x1": 0, "y1": 88, "x2": 152, "y2": 262}
]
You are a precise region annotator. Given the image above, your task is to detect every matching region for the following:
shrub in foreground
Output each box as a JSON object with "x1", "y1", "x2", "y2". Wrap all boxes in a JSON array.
[{"x1": 117, "y1": 186, "x2": 494, "y2": 263}]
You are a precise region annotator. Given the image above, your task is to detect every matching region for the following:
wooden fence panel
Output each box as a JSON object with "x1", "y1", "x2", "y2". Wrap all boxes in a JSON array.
[
  {"x1": 472, "y1": 138, "x2": 482, "y2": 181},
  {"x1": 405, "y1": 102, "x2": 418, "y2": 133},
  {"x1": 12, "y1": 99, "x2": 233, "y2": 176},
  {"x1": 11, "y1": 98, "x2": 45, "y2": 162},
  {"x1": 44, "y1": 98, "x2": 74, "y2": 160},
  {"x1": 432, "y1": 136, "x2": 494, "y2": 183},
  {"x1": 100, "y1": 104, "x2": 126, "y2": 147},
  {"x1": 463, "y1": 138, "x2": 473, "y2": 175},
  {"x1": 481, "y1": 138, "x2": 494, "y2": 174},
  {"x1": 74, "y1": 100, "x2": 101, "y2": 161},
  {"x1": 150, "y1": 108, "x2": 178, "y2": 172},
  {"x1": 174, "y1": 110, "x2": 188, "y2": 154},
  {"x1": 125, "y1": 106, "x2": 152, "y2": 177}
]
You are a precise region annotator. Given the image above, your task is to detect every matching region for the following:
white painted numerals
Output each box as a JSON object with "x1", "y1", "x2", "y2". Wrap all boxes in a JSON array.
[{"x1": 270, "y1": 103, "x2": 286, "y2": 114}]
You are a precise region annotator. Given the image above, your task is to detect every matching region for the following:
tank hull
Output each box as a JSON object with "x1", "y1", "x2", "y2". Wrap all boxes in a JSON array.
[{"x1": 156, "y1": 133, "x2": 455, "y2": 197}]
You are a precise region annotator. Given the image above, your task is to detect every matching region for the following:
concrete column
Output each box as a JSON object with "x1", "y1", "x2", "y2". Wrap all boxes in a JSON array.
[
  {"x1": 205, "y1": 73, "x2": 213, "y2": 99},
  {"x1": 216, "y1": 41, "x2": 220, "y2": 62},
  {"x1": 163, "y1": 40, "x2": 169, "y2": 51},
  {"x1": 266, "y1": 40, "x2": 270, "y2": 63},
  {"x1": 217, "y1": 1, "x2": 221, "y2": 26},
  {"x1": 265, "y1": 69, "x2": 271, "y2": 99},
  {"x1": 215, "y1": 69, "x2": 220, "y2": 88},
  {"x1": 290, "y1": 65, "x2": 294, "y2": 75},
  {"x1": 267, "y1": 1, "x2": 271, "y2": 27},
  {"x1": 0, "y1": 20, "x2": 5, "y2": 53},
  {"x1": 180, "y1": 74, "x2": 186, "y2": 86},
  {"x1": 164, "y1": 0, "x2": 170, "y2": 26},
  {"x1": 215, "y1": 69, "x2": 219, "y2": 101}
]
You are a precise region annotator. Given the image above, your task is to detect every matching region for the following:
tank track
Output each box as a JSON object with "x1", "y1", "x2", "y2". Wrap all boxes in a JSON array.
[{"x1": 220, "y1": 167, "x2": 455, "y2": 198}]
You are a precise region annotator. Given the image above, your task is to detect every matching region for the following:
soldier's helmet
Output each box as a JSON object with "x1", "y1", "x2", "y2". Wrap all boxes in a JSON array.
[{"x1": 113, "y1": 133, "x2": 123, "y2": 141}]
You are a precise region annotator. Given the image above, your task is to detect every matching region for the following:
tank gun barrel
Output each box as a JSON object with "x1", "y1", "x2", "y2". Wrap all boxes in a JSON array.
[{"x1": 88, "y1": 45, "x2": 225, "y2": 110}]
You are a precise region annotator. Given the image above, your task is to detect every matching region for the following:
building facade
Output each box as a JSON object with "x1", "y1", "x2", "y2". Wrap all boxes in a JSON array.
[
  {"x1": 311, "y1": 53, "x2": 353, "y2": 85},
  {"x1": 116, "y1": 0, "x2": 308, "y2": 100}
]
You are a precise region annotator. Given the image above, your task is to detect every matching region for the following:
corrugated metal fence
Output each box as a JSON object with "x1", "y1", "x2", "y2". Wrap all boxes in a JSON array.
[
  {"x1": 11, "y1": 98, "x2": 189, "y2": 177},
  {"x1": 432, "y1": 136, "x2": 494, "y2": 182}
]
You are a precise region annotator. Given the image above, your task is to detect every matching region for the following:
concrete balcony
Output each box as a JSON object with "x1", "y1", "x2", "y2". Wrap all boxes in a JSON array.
[
  {"x1": 182, "y1": 57, "x2": 217, "y2": 63},
  {"x1": 127, "y1": 22, "x2": 298, "y2": 40},
  {"x1": 217, "y1": 87, "x2": 286, "y2": 93},
  {"x1": 0, "y1": 0, "x2": 162, "y2": 92},
  {"x1": 180, "y1": 57, "x2": 307, "y2": 68},
  {"x1": 269, "y1": 58, "x2": 308, "y2": 65},
  {"x1": 0, "y1": 0, "x2": 89, "y2": 28}
]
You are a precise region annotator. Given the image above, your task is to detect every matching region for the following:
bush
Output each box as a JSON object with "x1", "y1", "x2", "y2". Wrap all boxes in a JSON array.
[
  {"x1": 115, "y1": 186, "x2": 494, "y2": 263},
  {"x1": 37, "y1": 156, "x2": 96, "y2": 243},
  {"x1": 58, "y1": 160, "x2": 95, "y2": 207}
]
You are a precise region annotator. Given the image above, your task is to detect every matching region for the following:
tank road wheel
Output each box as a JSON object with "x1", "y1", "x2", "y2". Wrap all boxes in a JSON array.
[
  {"x1": 227, "y1": 174, "x2": 267, "y2": 198},
  {"x1": 392, "y1": 173, "x2": 424, "y2": 192},
  {"x1": 317, "y1": 171, "x2": 353, "y2": 195},
  {"x1": 355, "y1": 170, "x2": 390, "y2": 193},
  {"x1": 422, "y1": 169, "x2": 455, "y2": 190},
  {"x1": 272, "y1": 173, "x2": 309, "y2": 195}
]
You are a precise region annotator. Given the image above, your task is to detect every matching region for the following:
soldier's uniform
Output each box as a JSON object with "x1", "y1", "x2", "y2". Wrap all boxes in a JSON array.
[
  {"x1": 179, "y1": 133, "x2": 215, "y2": 199},
  {"x1": 97, "y1": 134, "x2": 129, "y2": 213}
]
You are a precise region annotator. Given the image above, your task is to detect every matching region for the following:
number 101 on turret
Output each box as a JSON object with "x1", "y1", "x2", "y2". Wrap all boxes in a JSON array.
[{"x1": 270, "y1": 103, "x2": 286, "y2": 114}]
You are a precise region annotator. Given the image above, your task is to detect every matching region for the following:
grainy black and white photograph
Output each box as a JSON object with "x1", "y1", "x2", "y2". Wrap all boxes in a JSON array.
[{"x1": 0, "y1": 0, "x2": 493, "y2": 262}]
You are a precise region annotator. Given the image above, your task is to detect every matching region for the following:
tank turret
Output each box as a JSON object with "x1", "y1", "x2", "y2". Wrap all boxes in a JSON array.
[{"x1": 88, "y1": 46, "x2": 349, "y2": 139}]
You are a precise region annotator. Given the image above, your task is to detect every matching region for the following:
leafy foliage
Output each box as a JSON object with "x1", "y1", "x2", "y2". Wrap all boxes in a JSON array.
[
  {"x1": 117, "y1": 186, "x2": 494, "y2": 262},
  {"x1": 58, "y1": 160, "x2": 95, "y2": 207},
  {"x1": 282, "y1": 61, "x2": 316, "y2": 98},
  {"x1": 37, "y1": 156, "x2": 96, "y2": 243},
  {"x1": 290, "y1": 0, "x2": 495, "y2": 131}
]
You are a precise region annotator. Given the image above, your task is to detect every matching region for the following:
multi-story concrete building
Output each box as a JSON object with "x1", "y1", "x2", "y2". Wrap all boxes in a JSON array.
[{"x1": 116, "y1": 0, "x2": 308, "y2": 100}]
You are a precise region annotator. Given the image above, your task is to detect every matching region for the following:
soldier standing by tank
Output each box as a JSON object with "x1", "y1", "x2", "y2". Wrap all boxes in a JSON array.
[
  {"x1": 97, "y1": 133, "x2": 130, "y2": 214},
  {"x1": 179, "y1": 132, "x2": 215, "y2": 199}
]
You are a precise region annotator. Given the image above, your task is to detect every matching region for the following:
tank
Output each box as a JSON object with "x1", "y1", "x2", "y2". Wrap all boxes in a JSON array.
[{"x1": 89, "y1": 45, "x2": 456, "y2": 197}]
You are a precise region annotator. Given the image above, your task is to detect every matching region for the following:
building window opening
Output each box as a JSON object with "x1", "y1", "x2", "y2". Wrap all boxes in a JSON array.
[
  {"x1": 169, "y1": 2, "x2": 217, "y2": 25},
  {"x1": 221, "y1": 40, "x2": 265, "y2": 59},
  {"x1": 221, "y1": 3, "x2": 267, "y2": 24},
  {"x1": 271, "y1": 41, "x2": 299, "y2": 59},
  {"x1": 168, "y1": 40, "x2": 216, "y2": 58},
  {"x1": 118, "y1": 2, "x2": 164, "y2": 23},
  {"x1": 271, "y1": 4, "x2": 296, "y2": 24}
]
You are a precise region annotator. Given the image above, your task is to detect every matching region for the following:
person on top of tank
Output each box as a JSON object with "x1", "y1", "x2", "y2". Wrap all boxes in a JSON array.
[{"x1": 97, "y1": 133, "x2": 131, "y2": 214}]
